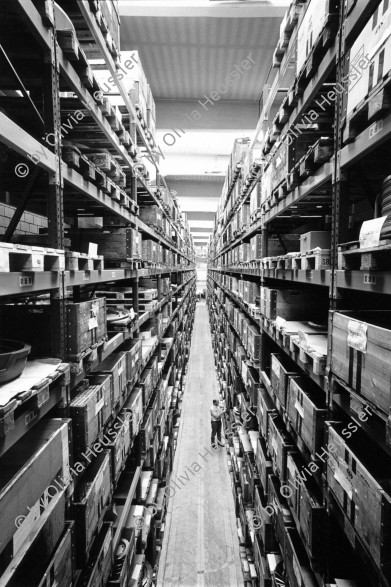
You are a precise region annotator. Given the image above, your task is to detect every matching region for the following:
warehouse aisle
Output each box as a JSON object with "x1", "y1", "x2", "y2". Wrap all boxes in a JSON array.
[{"x1": 157, "y1": 301, "x2": 244, "y2": 587}]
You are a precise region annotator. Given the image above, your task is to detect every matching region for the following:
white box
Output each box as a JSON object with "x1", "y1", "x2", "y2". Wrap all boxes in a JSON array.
[
  {"x1": 296, "y1": 0, "x2": 331, "y2": 73},
  {"x1": 346, "y1": 0, "x2": 391, "y2": 117},
  {"x1": 300, "y1": 231, "x2": 331, "y2": 253}
]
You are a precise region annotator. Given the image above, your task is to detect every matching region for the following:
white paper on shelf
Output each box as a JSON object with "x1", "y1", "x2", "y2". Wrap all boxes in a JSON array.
[
  {"x1": 359, "y1": 216, "x2": 387, "y2": 249},
  {"x1": 347, "y1": 320, "x2": 368, "y2": 353},
  {"x1": 334, "y1": 467, "x2": 353, "y2": 500},
  {"x1": 0, "y1": 358, "x2": 61, "y2": 406}
]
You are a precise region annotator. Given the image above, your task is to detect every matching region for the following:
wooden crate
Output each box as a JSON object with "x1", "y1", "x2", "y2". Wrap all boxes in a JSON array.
[
  {"x1": 0, "y1": 419, "x2": 70, "y2": 562},
  {"x1": 79, "y1": 522, "x2": 112, "y2": 587},
  {"x1": 267, "y1": 475, "x2": 294, "y2": 557},
  {"x1": 73, "y1": 451, "x2": 112, "y2": 564},
  {"x1": 106, "y1": 416, "x2": 131, "y2": 484},
  {"x1": 95, "y1": 352, "x2": 127, "y2": 407},
  {"x1": 285, "y1": 452, "x2": 324, "y2": 560},
  {"x1": 327, "y1": 423, "x2": 391, "y2": 577},
  {"x1": 139, "y1": 408, "x2": 154, "y2": 454},
  {"x1": 70, "y1": 376, "x2": 112, "y2": 454},
  {"x1": 117, "y1": 338, "x2": 143, "y2": 380},
  {"x1": 142, "y1": 239, "x2": 158, "y2": 263},
  {"x1": 247, "y1": 324, "x2": 261, "y2": 362},
  {"x1": 253, "y1": 533, "x2": 272, "y2": 586},
  {"x1": 286, "y1": 375, "x2": 327, "y2": 456},
  {"x1": 270, "y1": 353, "x2": 300, "y2": 408},
  {"x1": 139, "y1": 206, "x2": 162, "y2": 229},
  {"x1": 267, "y1": 413, "x2": 295, "y2": 482},
  {"x1": 254, "y1": 485, "x2": 279, "y2": 553},
  {"x1": 37, "y1": 522, "x2": 74, "y2": 587},
  {"x1": 284, "y1": 528, "x2": 318, "y2": 587},
  {"x1": 330, "y1": 310, "x2": 391, "y2": 414},
  {"x1": 71, "y1": 227, "x2": 141, "y2": 262},
  {"x1": 257, "y1": 386, "x2": 277, "y2": 440},
  {"x1": 0, "y1": 299, "x2": 106, "y2": 361},
  {"x1": 67, "y1": 298, "x2": 107, "y2": 360},
  {"x1": 263, "y1": 288, "x2": 326, "y2": 322}
]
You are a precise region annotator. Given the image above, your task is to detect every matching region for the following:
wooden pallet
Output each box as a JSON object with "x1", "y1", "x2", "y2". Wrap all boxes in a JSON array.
[
  {"x1": 88, "y1": 152, "x2": 126, "y2": 187},
  {"x1": 0, "y1": 242, "x2": 65, "y2": 272},
  {"x1": 343, "y1": 73, "x2": 391, "y2": 144},
  {"x1": 65, "y1": 251, "x2": 104, "y2": 271},
  {"x1": 69, "y1": 337, "x2": 107, "y2": 373},
  {"x1": 104, "y1": 258, "x2": 142, "y2": 270},
  {"x1": 291, "y1": 249, "x2": 331, "y2": 270},
  {"x1": 338, "y1": 240, "x2": 391, "y2": 270},
  {"x1": 289, "y1": 334, "x2": 327, "y2": 375}
]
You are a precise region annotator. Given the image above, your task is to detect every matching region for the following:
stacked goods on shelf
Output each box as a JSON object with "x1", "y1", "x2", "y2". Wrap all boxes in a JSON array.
[
  {"x1": 92, "y1": 49, "x2": 156, "y2": 147},
  {"x1": 0, "y1": 2, "x2": 196, "y2": 584},
  {"x1": 343, "y1": 0, "x2": 391, "y2": 144},
  {"x1": 207, "y1": 0, "x2": 391, "y2": 582}
]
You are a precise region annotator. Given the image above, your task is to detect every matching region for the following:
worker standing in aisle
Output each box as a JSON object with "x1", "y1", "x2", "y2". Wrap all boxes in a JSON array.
[{"x1": 210, "y1": 399, "x2": 225, "y2": 447}]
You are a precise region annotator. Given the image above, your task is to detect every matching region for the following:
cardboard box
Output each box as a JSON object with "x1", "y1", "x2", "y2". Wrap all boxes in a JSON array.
[
  {"x1": 346, "y1": 1, "x2": 391, "y2": 117},
  {"x1": 297, "y1": 0, "x2": 334, "y2": 73},
  {"x1": 330, "y1": 310, "x2": 391, "y2": 414},
  {"x1": 300, "y1": 231, "x2": 331, "y2": 254}
]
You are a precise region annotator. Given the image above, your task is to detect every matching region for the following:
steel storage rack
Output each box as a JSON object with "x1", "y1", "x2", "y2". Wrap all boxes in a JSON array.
[
  {"x1": 0, "y1": 1, "x2": 196, "y2": 585},
  {"x1": 208, "y1": 0, "x2": 391, "y2": 585}
]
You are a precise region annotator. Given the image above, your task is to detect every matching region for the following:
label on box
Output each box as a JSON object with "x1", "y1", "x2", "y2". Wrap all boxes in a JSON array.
[
  {"x1": 334, "y1": 467, "x2": 353, "y2": 499},
  {"x1": 96, "y1": 396, "x2": 104, "y2": 414},
  {"x1": 89, "y1": 317, "x2": 98, "y2": 330},
  {"x1": 294, "y1": 401, "x2": 304, "y2": 418},
  {"x1": 271, "y1": 355, "x2": 280, "y2": 380},
  {"x1": 13, "y1": 501, "x2": 41, "y2": 555},
  {"x1": 359, "y1": 216, "x2": 387, "y2": 249},
  {"x1": 287, "y1": 455, "x2": 296, "y2": 478},
  {"x1": 271, "y1": 437, "x2": 278, "y2": 455},
  {"x1": 347, "y1": 320, "x2": 367, "y2": 353}
]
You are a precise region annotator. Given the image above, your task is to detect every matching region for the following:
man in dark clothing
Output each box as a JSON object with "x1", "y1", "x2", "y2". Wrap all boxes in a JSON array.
[{"x1": 210, "y1": 399, "x2": 225, "y2": 447}]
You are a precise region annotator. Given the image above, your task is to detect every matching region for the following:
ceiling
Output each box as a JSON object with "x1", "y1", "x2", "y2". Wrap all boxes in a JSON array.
[
  {"x1": 120, "y1": 16, "x2": 282, "y2": 101},
  {"x1": 119, "y1": 1, "x2": 288, "y2": 245}
]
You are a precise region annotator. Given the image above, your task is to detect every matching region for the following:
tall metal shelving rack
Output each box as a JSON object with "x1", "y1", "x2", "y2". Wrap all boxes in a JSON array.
[
  {"x1": 208, "y1": 0, "x2": 391, "y2": 585},
  {"x1": 0, "y1": 1, "x2": 196, "y2": 585}
]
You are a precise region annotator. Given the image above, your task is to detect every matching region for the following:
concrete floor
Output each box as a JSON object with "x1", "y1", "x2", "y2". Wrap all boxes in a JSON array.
[{"x1": 157, "y1": 301, "x2": 244, "y2": 587}]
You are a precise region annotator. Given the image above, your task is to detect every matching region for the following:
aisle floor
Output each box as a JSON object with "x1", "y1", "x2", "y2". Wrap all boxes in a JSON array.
[{"x1": 157, "y1": 301, "x2": 244, "y2": 587}]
